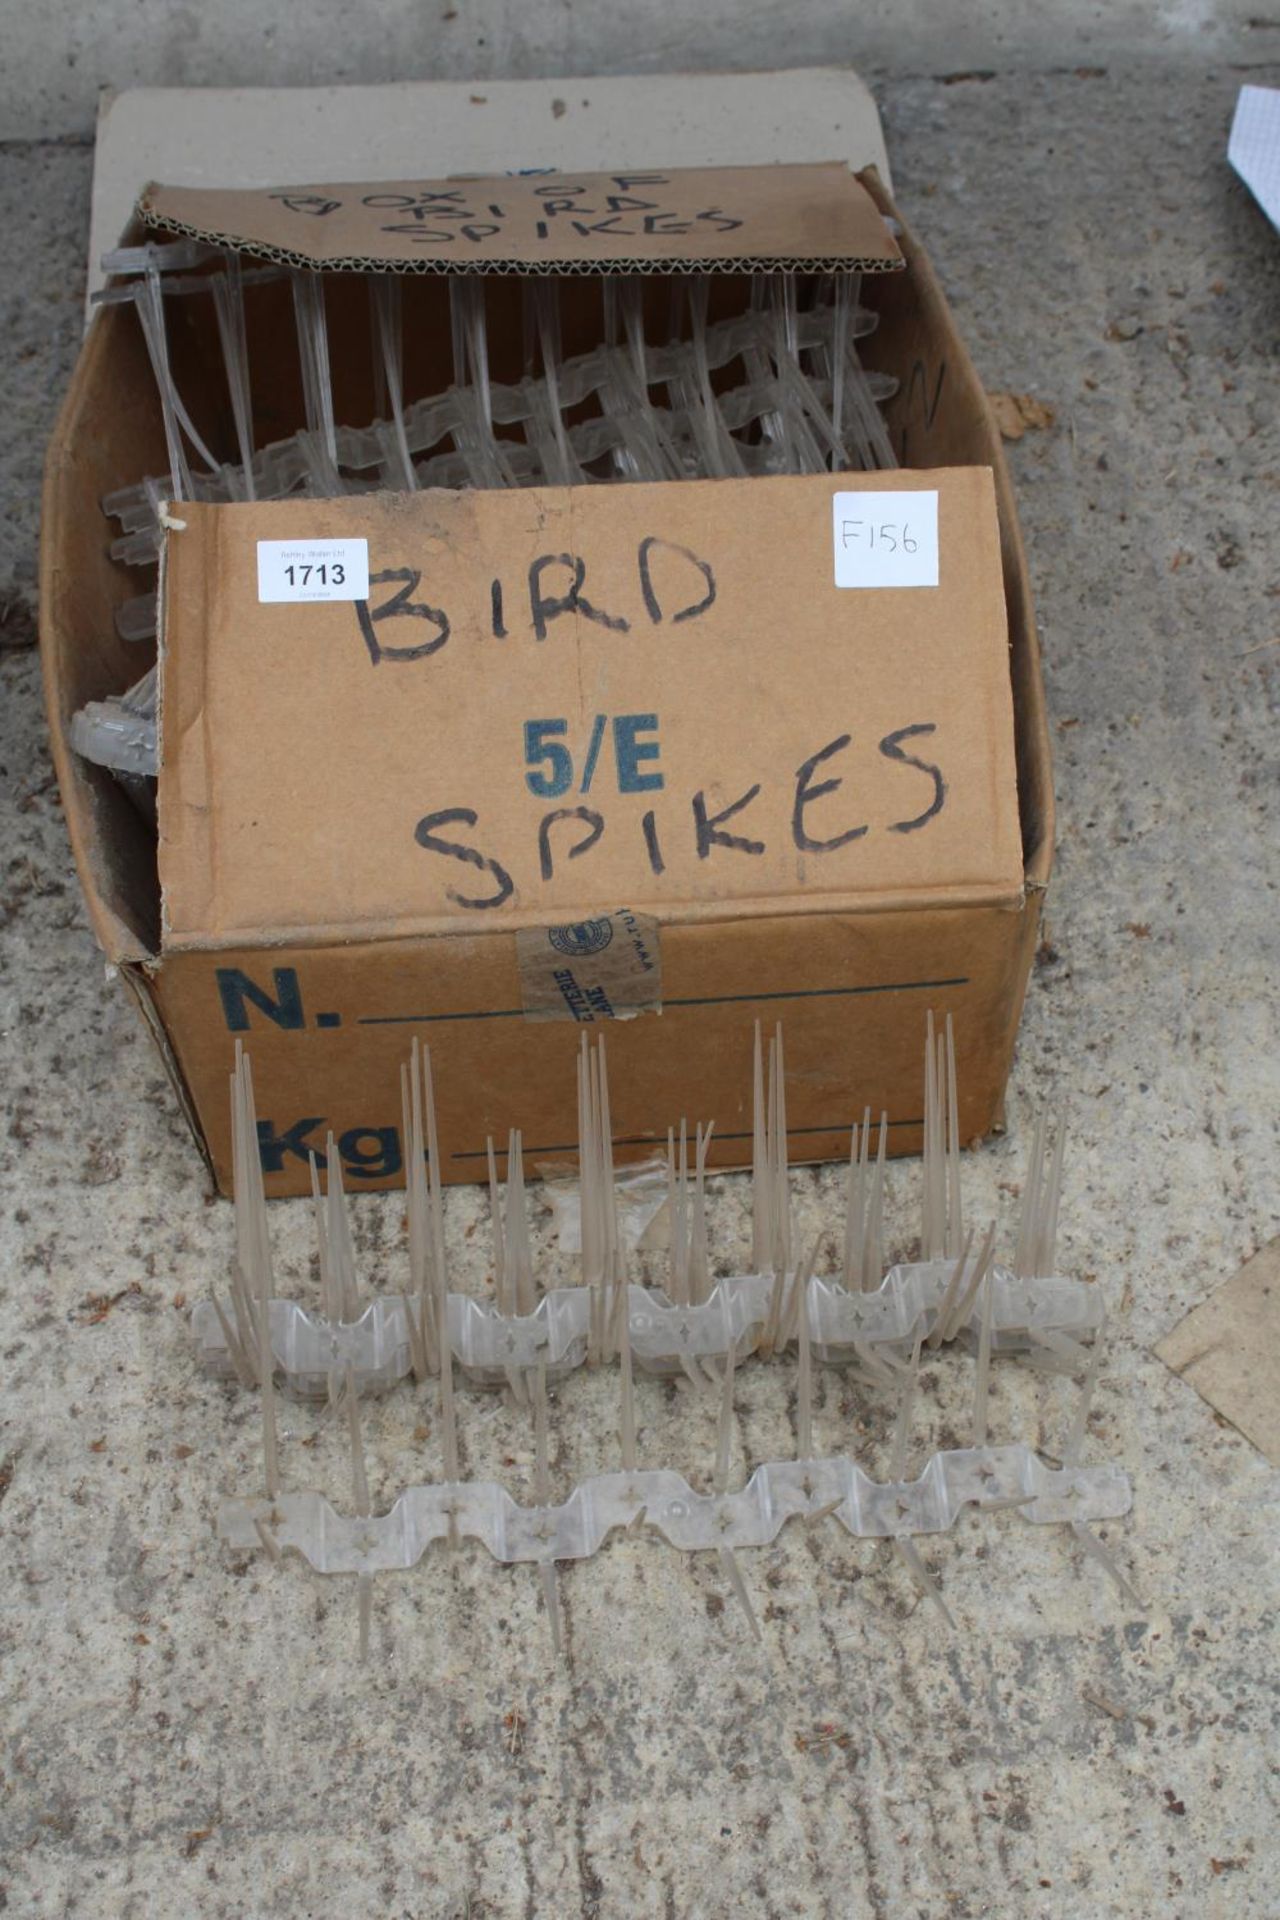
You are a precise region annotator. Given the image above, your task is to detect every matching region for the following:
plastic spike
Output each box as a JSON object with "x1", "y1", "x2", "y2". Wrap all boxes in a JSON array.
[
  {"x1": 401, "y1": 1038, "x2": 457, "y2": 1479},
  {"x1": 539, "y1": 1560, "x2": 563, "y2": 1656},
  {"x1": 893, "y1": 1538, "x2": 956, "y2": 1630},
  {"x1": 1064, "y1": 1302, "x2": 1107, "y2": 1468},
  {"x1": 714, "y1": 1338, "x2": 739, "y2": 1493},
  {"x1": 253, "y1": 1517, "x2": 282, "y2": 1564},
  {"x1": 1014, "y1": 1112, "x2": 1048, "y2": 1281},
  {"x1": 891, "y1": 1331, "x2": 924, "y2": 1482},
  {"x1": 830, "y1": 272, "x2": 853, "y2": 464},
  {"x1": 419, "y1": 1041, "x2": 448, "y2": 1353},
  {"x1": 346, "y1": 1368, "x2": 371, "y2": 1518},
  {"x1": 674, "y1": 1121, "x2": 689, "y2": 1306},
  {"x1": 618, "y1": 1262, "x2": 637, "y2": 1474},
  {"x1": 506, "y1": 1131, "x2": 535, "y2": 1319},
  {"x1": 209, "y1": 255, "x2": 257, "y2": 497},
  {"x1": 945, "y1": 1014, "x2": 963, "y2": 1260},
  {"x1": 775, "y1": 1026, "x2": 792, "y2": 1275},
  {"x1": 134, "y1": 269, "x2": 199, "y2": 497},
  {"x1": 532, "y1": 1362, "x2": 562, "y2": 1652},
  {"x1": 486, "y1": 1136, "x2": 507, "y2": 1315},
  {"x1": 357, "y1": 1574, "x2": 374, "y2": 1663},
  {"x1": 751, "y1": 1024, "x2": 771, "y2": 1274},
  {"x1": 372, "y1": 275, "x2": 417, "y2": 491},
  {"x1": 929, "y1": 1226, "x2": 974, "y2": 1351},
  {"x1": 257, "y1": 1260, "x2": 280, "y2": 1500},
  {"x1": 1037, "y1": 1113, "x2": 1068, "y2": 1280},
  {"x1": 531, "y1": 280, "x2": 578, "y2": 484},
  {"x1": 1070, "y1": 1522, "x2": 1144, "y2": 1608},
  {"x1": 796, "y1": 1256, "x2": 816, "y2": 1462},
  {"x1": 533, "y1": 1362, "x2": 552, "y2": 1503},
  {"x1": 718, "y1": 1546, "x2": 763, "y2": 1642},
  {"x1": 323, "y1": 1141, "x2": 360, "y2": 1323},
  {"x1": 943, "y1": 1220, "x2": 997, "y2": 1345},
  {"x1": 688, "y1": 1122, "x2": 713, "y2": 1307},
  {"x1": 867, "y1": 1112, "x2": 887, "y2": 1289},
  {"x1": 290, "y1": 269, "x2": 340, "y2": 483},
  {"x1": 842, "y1": 1115, "x2": 867, "y2": 1291},
  {"x1": 922, "y1": 1010, "x2": 939, "y2": 1260},
  {"x1": 210, "y1": 1291, "x2": 254, "y2": 1389},
  {"x1": 403, "y1": 1051, "x2": 434, "y2": 1376}
]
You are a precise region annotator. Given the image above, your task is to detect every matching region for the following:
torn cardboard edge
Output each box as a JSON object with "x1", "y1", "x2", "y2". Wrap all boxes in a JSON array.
[
  {"x1": 1155, "y1": 1236, "x2": 1280, "y2": 1466},
  {"x1": 138, "y1": 162, "x2": 904, "y2": 277},
  {"x1": 116, "y1": 957, "x2": 216, "y2": 1183}
]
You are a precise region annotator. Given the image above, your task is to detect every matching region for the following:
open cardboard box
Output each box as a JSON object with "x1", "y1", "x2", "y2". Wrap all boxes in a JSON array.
[{"x1": 41, "y1": 161, "x2": 1052, "y2": 1196}]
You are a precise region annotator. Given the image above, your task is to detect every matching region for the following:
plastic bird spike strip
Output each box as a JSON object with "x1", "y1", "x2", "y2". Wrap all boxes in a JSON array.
[
  {"x1": 194, "y1": 1019, "x2": 1105, "y2": 1392},
  {"x1": 75, "y1": 245, "x2": 897, "y2": 787},
  {"x1": 202, "y1": 1018, "x2": 1137, "y2": 1655}
]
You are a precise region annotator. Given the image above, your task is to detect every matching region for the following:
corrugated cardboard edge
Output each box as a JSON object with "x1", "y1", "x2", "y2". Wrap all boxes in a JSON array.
[
  {"x1": 118, "y1": 959, "x2": 217, "y2": 1189},
  {"x1": 136, "y1": 212, "x2": 904, "y2": 280},
  {"x1": 138, "y1": 162, "x2": 904, "y2": 278},
  {"x1": 39, "y1": 306, "x2": 154, "y2": 966},
  {"x1": 38, "y1": 331, "x2": 215, "y2": 1184},
  {"x1": 155, "y1": 500, "x2": 217, "y2": 947}
]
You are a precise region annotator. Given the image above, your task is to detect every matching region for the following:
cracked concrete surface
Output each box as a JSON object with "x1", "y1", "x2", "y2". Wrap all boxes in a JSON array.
[{"x1": 1, "y1": 48, "x2": 1279, "y2": 1920}]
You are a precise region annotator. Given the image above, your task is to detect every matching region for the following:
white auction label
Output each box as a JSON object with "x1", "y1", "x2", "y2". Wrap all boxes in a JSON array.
[
  {"x1": 831, "y1": 491, "x2": 939, "y2": 589},
  {"x1": 256, "y1": 538, "x2": 369, "y2": 603}
]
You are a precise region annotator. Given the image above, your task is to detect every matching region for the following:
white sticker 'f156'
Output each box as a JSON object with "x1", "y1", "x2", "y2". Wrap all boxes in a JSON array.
[{"x1": 832, "y1": 491, "x2": 938, "y2": 588}]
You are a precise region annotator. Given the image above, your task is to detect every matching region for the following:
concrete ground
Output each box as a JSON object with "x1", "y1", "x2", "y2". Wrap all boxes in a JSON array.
[{"x1": 2, "y1": 33, "x2": 1279, "y2": 1920}]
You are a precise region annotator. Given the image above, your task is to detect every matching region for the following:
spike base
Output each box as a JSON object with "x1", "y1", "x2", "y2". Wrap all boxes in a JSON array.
[
  {"x1": 220, "y1": 1446, "x2": 1131, "y2": 1571},
  {"x1": 194, "y1": 1263, "x2": 1105, "y2": 1398}
]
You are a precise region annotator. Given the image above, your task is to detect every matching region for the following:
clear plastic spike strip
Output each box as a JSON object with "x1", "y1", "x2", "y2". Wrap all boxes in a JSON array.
[
  {"x1": 205, "y1": 1018, "x2": 1136, "y2": 1655},
  {"x1": 76, "y1": 246, "x2": 898, "y2": 782},
  {"x1": 194, "y1": 1018, "x2": 1103, "y2": 1395}
]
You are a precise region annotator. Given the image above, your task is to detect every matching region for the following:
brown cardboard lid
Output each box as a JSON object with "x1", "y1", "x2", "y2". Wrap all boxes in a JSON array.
[
  {"x1": 138, "y1": 163, "x2": 903, "y2": 277},
  {"x1": 157, "y1": 468, "x2": 1022, "y2": 952}
]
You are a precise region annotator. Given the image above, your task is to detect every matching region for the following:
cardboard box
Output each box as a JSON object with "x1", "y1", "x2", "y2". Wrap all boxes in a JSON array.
[{"x1": 41, "y1": 163, "x2": 1053, "y2": 1196}]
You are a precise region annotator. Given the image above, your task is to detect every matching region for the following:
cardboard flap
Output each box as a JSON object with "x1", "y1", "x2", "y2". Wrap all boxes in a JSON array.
[
  {"x1": 138, "y1": 164, "x2": 903, "y2": 277},
  {"x1": 157, "y1": 470, "x2": 1022, "y2": 951}
]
